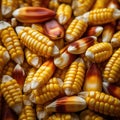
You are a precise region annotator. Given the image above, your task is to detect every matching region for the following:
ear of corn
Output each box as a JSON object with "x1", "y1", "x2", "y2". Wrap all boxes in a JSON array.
[
  {"x1": 16, "y1": 26, "x2": 59, "y2": 57},
  {"x1": 1, "y1": 0, "x2": 18, "y2": 18},
  {"x1": 25, "y1": 48, "x2": 42, "y2": 68},
  {"x1": 48, "y1": 0, "x2": 60, "y2": 11},
  {"x1": 63, "y1": 57, "x2": 86, "y2": 96},
  {"x1": 1, "y1": 75, "x2": 23, "y2": 114},
  {"x1": 30, "y1": 59, "x2": 56, "y2": 90},
  {"x1": 79, "y1": 91, "x2": 120, "y2": 117},
  {"x1": 79, "y1": 109, "x2": 105, "y2": 120},
  {"x1": 0, "y1": 21, "x2": 24, "y2": 64},
  {"x1": 56, "y1": 3, "x2": 72, "y2": 25},
  {"x1": 45, "y1": 96, "x2": 87, "y2": 113},
  {"x1": 85, "y1": 42, "x2": 113, "y2": 63},
  {"x1": 65, "y1": 18, "x2": 88, "y2": 42},
  {"x1": 83, "y1": 63, "x2": 102, "y2": 92},
  {"x1": 67, "y1": 36, "x2": 97, "y2": 54},
  {"x1": 72, "y1": 0, "x2": 95, "y2": 16},
  {"x1": 29, "y1": 77, "x2": 63, "y2": 104},
  {"x1": 103, "y1": 48, "x2": 120, "y2": 83}
]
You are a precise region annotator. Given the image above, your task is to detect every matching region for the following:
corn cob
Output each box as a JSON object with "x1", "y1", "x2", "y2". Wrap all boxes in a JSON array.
[
  {"x1": 36, "y1": 105, "x2": 49, "y2": 120},
  {"x1": 65, "y1": 18, "x2": 88, "y2": 42},
  {"x1": 82, "y1": 8, "x2": 120, "y2": 25},
  {"x1": 25, "y1": 48, "x2": 42, "y2": 68},
  {"x1": 47, "y1": 113, "x2": 79, "y2": 120},
  {"x1": 111, "y1": 31, "x2": 120, "y2": 47},
  {"x1": 83, "y1": 63, "x2": 102, "y2": 92},
  {"x1": 31, "y1": 0, "x2": 41, "y2": 7},
  {"x1": 29, "y1": 77, "x2": 63, "y2": 104},
  {"x1": 63, "y1": 57, "x2": 85, "y2": 96},
  {"x1": 92, "y1": 0, "x2": 109, "y2": 9},
  {"x1": 48, "y1": 0, "x2": 60, "y2": 11},
  {"x1": 102, "y1": 23, "x2": 115, "y2": 43},
  {"x1": 54, "y1": 38, "x2": 64, "y2": 50},
  {"x1": 72, "y1": 0, "x2": 95, "y2": 16},
  {"x1": 16, "y1": 26, "x2": 59, "y2": 57},
  {"x1": 58, "y1": 0, "x2": 72, "y2": 4},
  {"x1": 103, "y1": 82, "x2": 120, "y2": 100},
  {"x1": 0, "y1": 45, "x2": 10, "y2": 75},
  {"x1": 45, "y1": 96, "x2": 87, "y2": 113},
  {"x1": 84, "y1": 26, "x2": 103, "y2": 37},
  {"x1": 85, "y1": 42, "x2": 113, "y2": 63},
  {"x1": 1, "y1": 75, "x2": 23, "y2": 114},
  {"x1": 0, "y1": 21, "x2": 24, "y2": 64},
  {"x1": 12, "y1": 64, "x2": 26, "y2": 89},
  {"x1": 79, "y1": 109, "x2": 105, "y2": 120},
  {"x1": 56, "y1": 4, "x2": 72, "y2": 25},
  {"x1": 18, "y1": 105, "x2": 36, "y2": 120},
  {"x1": 1, "y1": 0, "x2": 18, "y2": 18},
  {"x1": 23, "y1": 67, "x2": 37, "y2": 93},
  {"x1": 43, "y1": 19, "x2": 64, "y2": 40},
  {"x1": 103, "y1": 48, "x2": 120, "y2": 83},
  {"x1": 31, "y1": 59, "x2": 56, "y2": 90},
  {"x1": 54, "y1": 45, "x2": 76, "y2": 69},
  {"x1": 79, "y1": 91, "x2": 120, "y2": 117},
  {"x1": 12, "y1": 7, "x2": 56, "y2": 23},
  {"x1": 67, "y1": 36, "x2": 97, "y2": 54}
]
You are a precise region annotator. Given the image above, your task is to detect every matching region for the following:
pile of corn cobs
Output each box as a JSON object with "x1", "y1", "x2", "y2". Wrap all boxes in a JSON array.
[{"x1": 0, "y1": 0, "x2": 120, "y2": 120}]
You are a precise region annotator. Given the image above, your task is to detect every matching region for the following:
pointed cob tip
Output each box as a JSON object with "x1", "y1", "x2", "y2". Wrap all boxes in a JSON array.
[
  {"x1": 12, "y1": 103, "x2": 23, "y2": 114},
  {"x1": 113, "y1": 8, "x2": 120, "y2": 19},
  {"x1": 64, "y1": 88, "x2": 75, "y2": 96},
  {"x1": 111, "y1": 38, "x2": 119, "y2": 47},
  {"x1": 13, "y1": 64, "x2": 25, "y2": 75},
  {"x1": 95, "y1": 26, "x2": 103, "y2": 36},
  {"x1": 2, "y1": 6, "x2": 12, "y2": 17},
  {"x1": 37, "y1": 110, "x2": 48, "y2": 120},
  {"x1": 15, "y1": 26, "x2": 25, "y2": 35},
  {"x1": 78, "y1": 91, "x2": 89, "y2": 99},
  {"x1": 31, "y1": 78, "x2": 39, "y2": 89},
  {"x1": 3, "y1": 51, "x2": 10, "y2": 64},
  {"x1": 85, "y1": 50, "x2": 94, "y2": 61},
  {"x1": 14, "y1": 54, "x2": 24, "y2": 65},
  {"x1": 52, "y1": 45, "x2": 60, "y2": 56},
  {"x1": 12, "y1": 8, "x2": 20, "y2": 18},
  {"x1": 2, "y1": 75, "x2": 13, "y2": 83},
  {"x1": 31, "y1": 57, "x2": 42, "y2": 68},
  {"x1": 65, "y1": 34, "x2": 75, "y2": 42},
  {"x1": 0, "y1": 21, "x2": 11, "y2": 30},
  {"x1": 23, "y1": 83, "x2": 31, "y2": 93},
  {"x1": 58, "y1": 15, "x2": 67, "y2": 25},
  {"x1": 102, "y1": 81, "x2": 110, "y2": 94}
]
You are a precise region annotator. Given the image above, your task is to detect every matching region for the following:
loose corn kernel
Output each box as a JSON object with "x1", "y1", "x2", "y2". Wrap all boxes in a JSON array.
[
  {"x1": 79, "y1": 91, "x2": 120, "y2": 117},
  {"x1": 1, "y1": 0, "x2": 18, "y2": 18},
  {"x1": 0, "y1": 21, "x2": 24, "y2": 64},
  {"x1": 16, "y1": 26, "x2": 59, "y2": 57},
  {"x1": 83, "y1": 8, "x2": 120, "y2": 25},
  {"x1": 23, "y1": 67, "x2": 37, "y2": 94},
  {"x1": 56, "y1": 3, "x2": 72, "y2": 25},
  {"x1": 30, "y1": 59, "x2": 56, "y2": 90},
  {"x1": 25, "y1": 47, "x2": 42, "y2": 68},
  {"x1": 103, "y1": 48, "x2": 120, "y2": 83},
  {"x1": 29, "y1": 77, "x2": 63, "y2": 104},
  {"x1": 63, "y1": 57, "x2": 86, "y2": 96},
  {"x1": 18, "y1": 105, "x2": 36, "y2": 120},
  {"x1": 72, "y1": 0, "x2": 95, "y2": 16},
  {"x1": 65, "y1": 18, "x2": 88, "y2": 42},
  {"x1": 1, "y1": 75, "x2": 23, "y2": 114},
  {"x1": 58, "y1": 0, "x2": 72, "y2": 4},
  {"x1": 85, "y1": 42, "x2": 113, "y2": 63},
  {"x1": 111, "y1": 31, "x2": 120, "y2": 47},
  {"x1": 48, "y1": 0, "x2": 60, "y2": 11},
  {"x1": 83, "y1": 63, "x2": 102, "y2": 92},
  {"x1": 2, "y1": 60, "x2": 16, "y2": 76},
  {"x1": 79, "y1": 109, "x2": 105, "y2": 120}
]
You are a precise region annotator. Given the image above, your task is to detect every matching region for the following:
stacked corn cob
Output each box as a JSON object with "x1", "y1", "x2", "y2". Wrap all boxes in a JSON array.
[{"x1": 0, "y1": 0, "x2": 120, "y2": 120}]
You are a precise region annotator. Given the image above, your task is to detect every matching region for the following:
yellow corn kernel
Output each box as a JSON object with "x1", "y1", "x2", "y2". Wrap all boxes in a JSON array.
[
  {"x1": 103, "y1": 48, "x2": 120, "y2": 83},
  {"x1": 29, "y1": 77, "x2": 63, "y2": 104},
  {"x1": 0, "y1": 45, "x2": 10, "y2": 75},
  {"x1": 79, "y1": 91, "x2": 120, "y2": 117},
  {"x1": 63, "y1": 57, "x2": 86, "y2": 96},
  {"x1": 58, "y1": 0, "x2": 72, "y2": 4},
  {"x1": 56, "y1": 3, "x2": 72, "y2": 25},
  {"x1": 111, "y1": 31, "x2": 120, "y2": 47},
  {"x1": 1, "y1": 0, "x2": 18, "y2": 18},
  {"x1": 48, "y1": 0, "x2": 60, "y2": 11},
  {"x1": 83, "y1": 8, "x2": 120, "y2": 25},
  {"x1": 16, "y1": 26, "x2": 59, "y2": 57},
  {"x1": 85, "y1": 42, "x2": 113, "y2": 63},
  {"x1": 31, "y1": 24, "x2": 44, "y2": 34},
  {"x1": 0, "y1": 21, "x2": 24, "y2": 64},
  {"x1": 92, "y1": 0, "x2": 109, "y2": 9},
  {"x1": 2, "y1": 60, "x2": 16, "y2": 76},
  {"x1": 1, "y1": 75, "x2": 23, "y2": 114},
  {"x1": 30, "y1": 59, "x2": 56, "y2": 90},
  {"x1": 23, "y1": 67, "x2": 37, "y2": 93},
  {"x1": 79, "y1": 109, "x2": 105, "y2": 120},
  {"x1": 18, "y1": 105, "x2": 36, "y2": 120},
  {"x1": 31, "y1": 0, "x2": 41, "y2": 7},
  {"x1": 72, "y1": 0, "x2": 95, "y2": 16},
  {"x1": 25, "y1": 48, "x2": 42, "y2": 68},
  {"x1": 65, "y1": 18, "x2": 88, "y2": 42}
]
